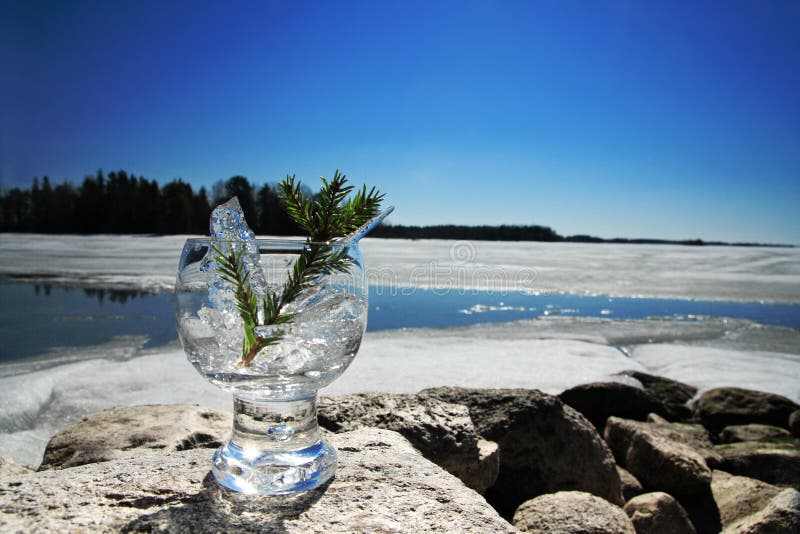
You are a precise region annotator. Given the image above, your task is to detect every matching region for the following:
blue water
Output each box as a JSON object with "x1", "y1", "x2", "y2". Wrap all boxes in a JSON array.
[
  {"x1": 367, "y1": 288, "x2": 800, "y2": 331},
  {"x1": 1, "y1": 282, "x2": 799, "y2": 362},
  {"x1": 0, "y1": 283, "x2": 176, "y2": 361}
]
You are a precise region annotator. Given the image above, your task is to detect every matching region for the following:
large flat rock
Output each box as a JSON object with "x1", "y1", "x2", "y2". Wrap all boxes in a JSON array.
[{"x1": 0, "y1": 428, "x2": 514, "y2": 533}]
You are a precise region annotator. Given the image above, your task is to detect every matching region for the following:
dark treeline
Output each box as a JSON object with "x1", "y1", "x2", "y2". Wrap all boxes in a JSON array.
[
  {"x1": 372, "y1": 224, "x2": 561, "y2": 242},
  {"x1": 0, "y1": 171, "x2": 791, "y2": 247},
  {"x1": 0, "y1": 170, "x2": 304, "y2": 235}
]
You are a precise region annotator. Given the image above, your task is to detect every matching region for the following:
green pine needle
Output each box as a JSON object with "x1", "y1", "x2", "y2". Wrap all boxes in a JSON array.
[{"x1": 214, "y1": 170, "x2": 384, "y2": 367}]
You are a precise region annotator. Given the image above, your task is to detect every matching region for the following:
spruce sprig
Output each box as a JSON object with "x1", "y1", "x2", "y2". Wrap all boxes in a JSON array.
[{"x1": 215, "y1": 170, "x2": 384, "y2": 367}]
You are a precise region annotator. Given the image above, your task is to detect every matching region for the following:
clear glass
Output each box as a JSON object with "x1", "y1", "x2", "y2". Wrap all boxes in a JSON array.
[{"x1": 174, "y1": 238, "x2": 367, "y2": 494}]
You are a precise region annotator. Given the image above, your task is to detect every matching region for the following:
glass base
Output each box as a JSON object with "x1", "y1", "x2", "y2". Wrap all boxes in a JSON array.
[
  {"x1": 211, "y1": 437, "x2": 337, "y2": 494},
  {"x1": 211, "y1": 395, "x2": 336, "y2": 495}
]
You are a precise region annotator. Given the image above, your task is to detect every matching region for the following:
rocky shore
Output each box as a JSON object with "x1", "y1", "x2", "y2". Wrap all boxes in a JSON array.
[{"x1": 1, "y1": 374, "x2": 799, "y2": 533}]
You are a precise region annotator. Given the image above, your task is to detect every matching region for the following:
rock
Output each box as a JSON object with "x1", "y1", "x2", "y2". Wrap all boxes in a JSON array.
[
  {"x1": 0, "y1": 457, "x2": 33, "y2": 478},
  {"x1": 713, "y1": 439, "x2": 800, "y2": 488},
  {"x1": 39, "y1": 404, "x2": 231, "y2": 470},
  {"x1": 623, "y1": 492, "x2": 696, "y2": 534},
  {"x1": 604, "y1": 417, "x2": 713, "y2": 496},
  {"x1": 618, "y1": 466, "x2": 644, "y2": 502},
  {"x1": 513, "y1": 491, "x2": 635, "y2": 534},
  {"x1": 719, "y1": 424, "x2": 792, "y2": 444},
  {"x1": 639, "y1": 414, "x2": 720, "y2": 465},
  {"x1": 694, "y1": 387, "x2": 799, "y2": 435},
  {"x1": 0, "y1": 428, "x2": 515, "y2": 532},
  {"x1": 646, "y1": 413, "x2": 670, "y2": 424},
  {"x1": 558, "y1": 382, "x2": 664, "y2": 432},
  {"x1": 722, "y1": 488, "x2": 800, "y2": 533},
  {"x1": 790, "y1": 410, "x2": 800, "y2": 438},
  {"x1": 421, "y1": 387, "x2": 623, "y2": 519},
  {"x1": 605, "y1": 417, "x2": 720, "y2": 534},
  {"x1": 318, "y1": 393, "x2": 497, "y2": 493},
  {"x1": 619, "y1": 371, "x2": 697, "y2": 421},
  {"x1": 472, "y1": 439, "x2": 500, "y2": 495},
  {"x1": 711, "y1": 470, "x2": 786, "y2": 528}
]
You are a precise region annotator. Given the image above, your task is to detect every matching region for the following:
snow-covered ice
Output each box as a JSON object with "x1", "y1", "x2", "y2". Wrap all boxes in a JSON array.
[{"x1": 1, "y1": 234, "x2": 799, "y2": 302}]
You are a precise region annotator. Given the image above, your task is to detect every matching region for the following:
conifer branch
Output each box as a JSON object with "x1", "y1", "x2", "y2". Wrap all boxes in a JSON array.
[{"x1": 214, "y1": 171, "x2": 384, "y2": 367}]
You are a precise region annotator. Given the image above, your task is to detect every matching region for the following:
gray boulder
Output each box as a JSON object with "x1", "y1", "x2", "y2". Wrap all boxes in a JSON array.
[
  {"x1": 513, "y1": 491, "x2": 635, "y2": 534},
  {"x1": 642, "y1": 413, "x2": 721, "y2": 465},
  {"x1": 694, "y1": 387, "x2": 799, "y2": 435},
  {"x1": 605, "y1": 417, "x2": 720, "y2": 534},
  {"x1": 0, "y1": 457, "x2": 33, "y2": 478},
  {"x1": 604, "y1": 417, "x2": 712, "y2": 496},
  {"x1": 421, "y1": 387, "x2": 623, "y2": 518},
  {"x1": 722, "y1": 488, "x2": 800, "y2": 533},
  {"x1": 318, "y1": 393, "x2": 498, "y2": 493},
  {"x1": 0, "y1": 427, "x2": 515, "y2": 533},
  {"x1": 713, "y1": 438, "x2": 800, "y2": 488},
  {"x1": 623, "y1": 492, "x2": 696, "y2": 534},
  {"x1": 719, "y1": 424, "x2": 792, "y2": 444},
  {"x1": 618, "y1": 466, "x2": 644, "y2": 502},
  {"x1": 619, "y1": 371, "x2": 697, "y2": 421},
  {"x1": 711, "y1": 470, "x2": 786, "y2": 528},
  {"x1": 39, "y1": 404, "x2": 232, "y2": 470},
  {"x1": 558, "y1": 382, "x2": 664, "y2": 432}
]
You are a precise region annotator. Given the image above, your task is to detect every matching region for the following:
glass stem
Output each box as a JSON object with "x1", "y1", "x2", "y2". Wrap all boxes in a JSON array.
[{"x1": 230, "y1": 395, "x2": 321, "y2": 452}]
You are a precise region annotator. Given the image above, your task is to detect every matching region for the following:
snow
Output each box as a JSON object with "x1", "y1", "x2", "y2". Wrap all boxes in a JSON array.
[{"x1": 1, "y1": 233, "x2": 799, "y2": 302}]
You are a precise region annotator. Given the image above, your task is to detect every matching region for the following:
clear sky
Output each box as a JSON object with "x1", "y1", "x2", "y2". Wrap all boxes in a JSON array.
[{"x1": 2, "y1": 0, "x2": 798, "y2": 243}]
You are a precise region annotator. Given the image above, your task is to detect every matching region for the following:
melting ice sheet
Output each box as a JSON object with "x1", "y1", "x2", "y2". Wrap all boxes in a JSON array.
[{"x1": 2, "y1": 315, "x2": 799, "y2": 468}]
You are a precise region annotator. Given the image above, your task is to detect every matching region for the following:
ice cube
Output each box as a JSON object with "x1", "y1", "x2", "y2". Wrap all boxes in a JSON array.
[
  {"x1": 209, "y1": 197, "x2": 256, "y2": 241},
  {"x1": 201, "y1": 197, "x2": 268, "y2": 315}
]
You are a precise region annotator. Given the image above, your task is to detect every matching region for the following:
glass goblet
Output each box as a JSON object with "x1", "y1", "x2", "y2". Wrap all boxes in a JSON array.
[{"x1": 174, "y1": 238, "x2": 367, "y2": 494}]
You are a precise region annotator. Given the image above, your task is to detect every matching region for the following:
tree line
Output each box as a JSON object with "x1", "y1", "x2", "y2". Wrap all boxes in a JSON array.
[
  {"x1": 370, "y1": 223, "x2": 561, "y2": 241},
  {"x1": 1, "y1": 171, "x2": 788, "y2": 246},
  {"x1": 0, "y1": 170, "x2": 305, "y2": 235},
  {"x1": 0, "y1": 170, "x2": 563, "y2": 241}
]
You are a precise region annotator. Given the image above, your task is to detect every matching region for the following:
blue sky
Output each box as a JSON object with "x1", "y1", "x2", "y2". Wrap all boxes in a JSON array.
[{"x1": 1, "y1": 0, "x2": 798, "y2": 243}]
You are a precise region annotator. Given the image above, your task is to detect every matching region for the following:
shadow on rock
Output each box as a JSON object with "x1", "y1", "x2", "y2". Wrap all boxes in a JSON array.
[{"x1": 121, "y1": 472, "x2": 330, "y2": 533}]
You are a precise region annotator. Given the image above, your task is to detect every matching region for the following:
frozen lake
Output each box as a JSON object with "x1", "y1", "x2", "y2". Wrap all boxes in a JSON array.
[
  {"x1": 0, "y1": 234, "x2": 799, "y2": 467},
  {"x1": 2, "y1": 233, "x2": 799, "y2": 301}
]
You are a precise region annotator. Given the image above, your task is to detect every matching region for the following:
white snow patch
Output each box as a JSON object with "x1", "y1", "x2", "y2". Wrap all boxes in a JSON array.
[{"x1": 326, "y1": 333, "x2": 644, "y2": 396}]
